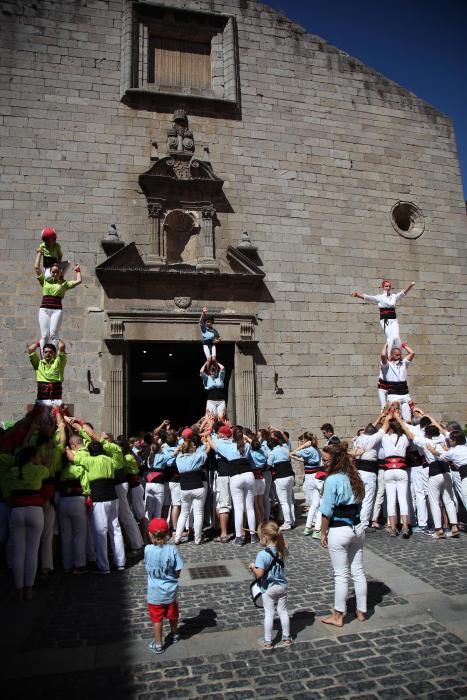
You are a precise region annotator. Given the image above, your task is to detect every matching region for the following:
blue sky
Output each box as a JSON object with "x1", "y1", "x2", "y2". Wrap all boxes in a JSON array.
[{"x1": 264, "y1": 0, "x2": 467, "y2": 200}]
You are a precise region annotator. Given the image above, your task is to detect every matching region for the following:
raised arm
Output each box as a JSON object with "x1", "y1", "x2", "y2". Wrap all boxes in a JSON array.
[
  {"x1": 350, "y1": 291, "x2": 365, "y2": 300},
  {"x1": 394, "y1": 413, "x2": 414, "y2": 441},
  {"x1": 200, "y1": 361, "x2": 208, "y2": 376},
  {"x1": 68, "y1": 264, "x2": 82, "y2": 288},
  {"x1": 401, "y1": 342, "x2": 415, "y2": 362},
  {"x1": 424, "y1": 413, "x2": 448, "y2": 436},
  {"x1": 34, "y1": 251, "x2": 42, "y2": 276},
  {"x1": 381, "y1": 342, "x2": 388, "y2": 365},
  {"x1": 403, "y1": 281, "x2": 415, "y2": 296}
]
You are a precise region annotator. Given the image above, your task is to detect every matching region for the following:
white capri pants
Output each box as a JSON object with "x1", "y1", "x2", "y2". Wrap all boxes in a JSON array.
[
  {"x1": 168, "y1": 481, "x2": 181, "y2": 507},
  {"x1": 115, "y1": 482, "x2": 143, "y2": 550},
  {"x1": 304, "y1": 475, "x2": 324, "y2": 530},
  {"x1": 206, "y1": 399, "x2": 226, "y2": 419},
  {"x1": 10, "y1": 506, "x2": 44, "y2": 588},
  {"x1": 175, "y1": 485, "x2": 207, "y2": 544},
  {"x1": 387, "y1": 393, "x2": 411, "y2": 422},
  {"x1": 384, "y1": 468, "x2": 409, "y2": 517},
  {"x1": 58, "y1": 495, "x2": 87, "y2": 570},
  {"x1": 409, "y1": 465, "x2": 428, "y2": 528},
  {"x1": 380, "y1": 317, "x2": 401, "y2": 358},
  {"x1": 90, "y1": 499, "x2": 125, "y2": 572},
  {"x1": 274, "y1": 476, "x2": 295, "y2": 528},
  {"x1": 358, "y1": 471, "x2": 377, "y2": 530},
  {"x1": 230, "y1": 471, "x2": 256, "y2": 538},
  {"x1": 262, "y1": 584, "x2": 290, "y2": 644},
  {"x1": 215, "y1": 475, "x2": 232, "y2": 514},
  {"x1": 128, "y1": 484, "x2": 145, "y2": 522},
  {"x1": 39, "y1": 307, "x2": 63, "y2": 352},
  {"x1": 328, "y1": 525, "x2": 367, "y2": 614},
  {"x1": 203, "y1": 343, "x2": 216, "y2": 360},
  {"x1": 145, "y1": 481, "x2": 166, "y2": 520},
  {"x1": 428, "y1": 473, "x2": 458, "y2": 529}
]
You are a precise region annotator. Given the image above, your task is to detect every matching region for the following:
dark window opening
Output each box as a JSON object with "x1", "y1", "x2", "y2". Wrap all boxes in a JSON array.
[{"x1": 128, "y1": 342, "x2": 234, "y2": 435}]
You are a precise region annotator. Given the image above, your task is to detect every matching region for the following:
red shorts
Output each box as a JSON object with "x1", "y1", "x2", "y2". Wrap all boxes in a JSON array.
[{"x1": 147, "y1": 601, "x2": 179, "y2": 623}]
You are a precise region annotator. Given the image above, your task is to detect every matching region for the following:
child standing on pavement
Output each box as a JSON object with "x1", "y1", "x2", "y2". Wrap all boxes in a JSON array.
[
  {"x1": 199, "y1": 307, "x2": 221, "y2": 363},
  {"x1": 249, "y1": 520, "x2": 292, "y2": 650},
  {"x1": 145, "y1": 518, "x2": 183, "y2": 654}
]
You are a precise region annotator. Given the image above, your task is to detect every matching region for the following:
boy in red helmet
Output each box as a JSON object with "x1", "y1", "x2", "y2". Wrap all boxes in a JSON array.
[{"x1": 37, "y1": 227, "x2": 62, "y2": 279}]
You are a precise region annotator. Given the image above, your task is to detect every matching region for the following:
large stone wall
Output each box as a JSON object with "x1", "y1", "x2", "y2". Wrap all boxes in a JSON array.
[{"x1": 0, "y1": 0, "x2": 466, "y2": 437}]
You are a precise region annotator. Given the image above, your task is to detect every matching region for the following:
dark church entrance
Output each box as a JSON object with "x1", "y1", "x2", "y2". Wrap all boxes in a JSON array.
[{"x1": 128, "y1": 342, "x2": 234, "y2": 435}]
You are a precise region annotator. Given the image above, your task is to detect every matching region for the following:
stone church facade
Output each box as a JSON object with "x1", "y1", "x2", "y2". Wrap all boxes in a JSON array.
[{"x1": 1, "y1": 0, "x2": 466, "y2": 438}]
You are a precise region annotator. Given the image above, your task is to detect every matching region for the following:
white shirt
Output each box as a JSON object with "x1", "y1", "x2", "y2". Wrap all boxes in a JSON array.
[
  {"x1": 363, "y1": 291, "x2": 405, "y2": 308},
  {"x1": 437, "y1": 444, "x2": 467, "y2": 470},
  {"x1": 381, "y1": 432, "x2": 409, "y2": 458},
  {"x1": 412, "y1": 435, "x2": 446, "y2": 464},
  {"x1": 381, "y1": 358, "x2": 411, "y2": 383},
  {"x1": 354, "y1": 430, "x2": 383, "y2": 462}
]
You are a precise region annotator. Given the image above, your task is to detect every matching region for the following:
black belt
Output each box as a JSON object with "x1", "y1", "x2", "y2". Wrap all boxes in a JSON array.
[
  {"x1": 272, "y1": 461, "x2": 294, "y2": 479},
  {"x1": 90, "y1": 478, "x2": 116, "y2": 502},
  {"x1": 330, "y1": 503, "x2": 361, "y2": 527},
  {"x1": 179, "y1": 471, "x2": 204, "y2": 490},
  {"x1": 207, "y1": 388, "x2": 225, "y2": 401},
  {"x1": 428, "y1": 460, "x2": 449, "y2": 478},
  {"x1": 358, "y1": 459, "x2": 379, "y2": 474},
  {"x1": 228, "y1": 458, "x2": 252, "y2": 476}
]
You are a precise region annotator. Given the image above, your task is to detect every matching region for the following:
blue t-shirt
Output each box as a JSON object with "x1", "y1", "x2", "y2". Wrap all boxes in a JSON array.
[
  {"x1": 212, "y1": 437, "x2": 251, "y2": 461},
  {"x1": 249, "y1": 448, "x2": 267, "y2": 470},
  {"x1": 295, "y1": 446, "x2": 321, "y2": 466},
  {"x1": 267, "y1": 444, "x2": 290, "y2": 466},
  {"x1": 201, "y1": 369, "x2": 225, "y2": 390},
  {"x1": 320, "y1": 473, "x2": 360, "y2": 526},
  {"x1": 255, "y1": 545, "x2": 288, "y2": 592},
  {"x1": 144, "y1": 543, "x2": 183, "y2": 604}
]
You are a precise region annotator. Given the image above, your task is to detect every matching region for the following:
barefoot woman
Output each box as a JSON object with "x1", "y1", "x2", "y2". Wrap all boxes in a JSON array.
[{"x1": 319, "y1": 443, "x2": 367, "y2": 627}]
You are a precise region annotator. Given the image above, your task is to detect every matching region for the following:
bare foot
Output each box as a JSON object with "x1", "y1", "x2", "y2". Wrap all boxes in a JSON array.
[
  {"x1": 356, "y1": 610, "x2": 366, "y2": 622},
  {"x1": 321, "y1": 613, "x2": 344, "y2": 627}
]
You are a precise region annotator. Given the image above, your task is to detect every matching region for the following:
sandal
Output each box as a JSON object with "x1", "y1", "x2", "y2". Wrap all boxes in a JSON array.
[
  {"x1": 280, "y1": 638, "x2": 293, "y2": 648},
  {"x1": 215, "y1": 535, "x2": 230, "y2": 543},
  {"x1": 260, "y1": 641, "x2": 273, "y2": 650}
]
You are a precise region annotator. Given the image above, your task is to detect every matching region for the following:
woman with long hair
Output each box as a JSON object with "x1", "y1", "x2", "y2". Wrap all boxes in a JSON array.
[
  {"x1": 380, "y1": 408, "x2": 411, "y2": 537},
  {"x1": 320, "y1": 442, "x2": 367, "y2": 628}
]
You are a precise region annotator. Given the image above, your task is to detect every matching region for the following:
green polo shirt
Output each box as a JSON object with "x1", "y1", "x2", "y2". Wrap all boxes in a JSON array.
[
  {"x1": 73, "y1": 452, "x2": 115, "y2": 482},
  {"x1": 39, "y1": 241, "x2": 62, "y2": 260},
  {"x1": 37, "y1": 273, "x2": 74, "y2": 298},
  {"x1": 29, "y1": 351, "x2": 67, "y2": 383},
  {"x1": 101, "y1": 440, "x2": 124, "y2": 471},
  {"x1": 6, "y1": 462, "x2": 50, "y2": 495},
  {"x1": 59, "y1": 462, "x2": 91, "y2": 496}
]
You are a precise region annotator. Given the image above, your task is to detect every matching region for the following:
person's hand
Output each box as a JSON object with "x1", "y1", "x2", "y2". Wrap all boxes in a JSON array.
[
  {"x1": 74, "y1": 264, "x2": 80, "y2": 273},
  {"x1": 351, "y1": 291, "x2": 358, "y2": 297},
  {"x1": 320, "y1": 533, "x2": 328, "y2": 549},
  {"x1": 248, "y1": 563, "x2": 255, "y2": 572}
]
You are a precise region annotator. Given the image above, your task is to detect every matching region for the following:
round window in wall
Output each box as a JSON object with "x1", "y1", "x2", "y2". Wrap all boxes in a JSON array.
[{"x1": 390, "y1": 201, "x2": 425, "y2": 239}]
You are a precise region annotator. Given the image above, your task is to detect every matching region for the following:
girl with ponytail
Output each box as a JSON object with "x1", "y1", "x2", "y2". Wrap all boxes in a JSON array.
[{"x1": 319, "y1": 442, "x2": 367, "y2": 628}]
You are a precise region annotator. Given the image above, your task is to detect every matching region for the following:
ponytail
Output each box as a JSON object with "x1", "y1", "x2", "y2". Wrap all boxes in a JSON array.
[{"x1": 257, "y1": 520, "x2": 286, "y2": 561}]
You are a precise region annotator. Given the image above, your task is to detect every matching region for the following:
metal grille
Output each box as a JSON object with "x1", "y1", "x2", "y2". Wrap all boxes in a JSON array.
[{"x1": 188, "y1": 565, "x2": 230, "y2": 580}]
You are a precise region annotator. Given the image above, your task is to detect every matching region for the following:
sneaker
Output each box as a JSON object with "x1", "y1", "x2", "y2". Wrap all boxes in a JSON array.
[
  {"x1": 303, "y1": 527, "x2": 313, "y2": 536},
  {"x1": 431, "y1": 531, "x2": 446, "y2": 539},
  {"x1": 424, "y1": 528, "x2": 435, "y2": 535},
  {"x1": 311, "y1": 530, "x2": 321, "y2": 539},
  {"x1": 279, "y1": 524, "x2": 291, "y2": 531},
  {"x1": 401, "y1": 528, "x2": 410, "y2": 539},
  {"x1": 412, "y1": 526, "x2": 426, "y2": 533},
  {"x1": 233, "y1": 537, "x2": 244, "y2": 546},
  {"x1": 389, "y1": 529, "x2": 398, "y2": 537},
  {"x1": 116, "y1": 566, "x2": 125, "y2": 571},
  {"x1": 148, "y1": 640, "x2": 164, "y2": 654},
  {"x1": 250, "y1": 534, "x2": 259, "y2": 545},
  {"x1": 446, "y1": 530, "x2": 460, "y2": 539},
  {"x1": 172, "y1": 633, "x2": 181, "y2": 644}
]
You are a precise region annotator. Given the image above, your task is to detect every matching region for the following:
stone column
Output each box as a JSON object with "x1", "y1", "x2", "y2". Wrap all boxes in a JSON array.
[
  {"x1": 197, "y1": 205, "x2": 219, "y2": 271},
  {"x1": 147, "y1": 202, "x2": 166, "y2": 267},
  {"x1": 234, "y1": 344, "x2": 257, "y2": 430},
  {"x1": 104, "y1": 324, "x2": 126, "y2": 437}
]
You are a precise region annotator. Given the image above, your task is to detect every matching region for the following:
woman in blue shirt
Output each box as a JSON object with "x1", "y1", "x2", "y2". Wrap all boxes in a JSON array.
[
  {"x1": 200, "y1": 360, "x2": 226, "y2": 420},
  {"x1": 320, "y1": 442, "x2": 367, "y2": 628},
  {"x1": 173, "y1": 437, "x2": 209, "y2": 545},
  {"x1": 290, "y1": 432, "x2": 322, "y2": 537},
  {"x1": 267, "y1": 433, "x2": 295, "y2": 531}
]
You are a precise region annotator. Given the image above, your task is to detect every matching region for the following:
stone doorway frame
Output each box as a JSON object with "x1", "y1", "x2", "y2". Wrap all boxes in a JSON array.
[{"x1": 103, "y1": 311, "x2": 257, "y2": 436}]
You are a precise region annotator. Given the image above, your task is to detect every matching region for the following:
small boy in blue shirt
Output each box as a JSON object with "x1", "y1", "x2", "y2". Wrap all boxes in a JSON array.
[
  {"x1": 199, "y1": 306, "x2": 221, "y2": 363},
  {"x1": 145, "y1": 518, "x2": 183, "y2": 654}
]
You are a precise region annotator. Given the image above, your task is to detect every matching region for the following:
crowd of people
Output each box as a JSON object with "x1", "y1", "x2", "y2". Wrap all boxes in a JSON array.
[{"x1": 0, "y1": 239, "x2": 466, "y2": 652}]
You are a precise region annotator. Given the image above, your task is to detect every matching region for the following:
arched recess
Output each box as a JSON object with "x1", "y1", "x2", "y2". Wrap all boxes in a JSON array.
[{"x1": 163, "y1": 209, "x2": 200, "y2": 264}]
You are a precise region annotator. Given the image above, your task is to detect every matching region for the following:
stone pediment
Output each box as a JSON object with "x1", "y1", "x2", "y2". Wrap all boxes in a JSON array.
[{"x1": 95, "y1": 242, "x2": 271, "y2": 303}]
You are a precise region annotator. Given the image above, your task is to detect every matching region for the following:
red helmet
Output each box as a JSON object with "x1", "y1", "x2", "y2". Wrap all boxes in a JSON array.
[{"x1": 41, "y1": 227, "x2": 57, "y2": 240}]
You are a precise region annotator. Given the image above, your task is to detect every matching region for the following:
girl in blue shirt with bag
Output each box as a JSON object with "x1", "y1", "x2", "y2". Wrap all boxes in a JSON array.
[{"x1": 249, "y1": 520, "x2": 292, "y2": 649}]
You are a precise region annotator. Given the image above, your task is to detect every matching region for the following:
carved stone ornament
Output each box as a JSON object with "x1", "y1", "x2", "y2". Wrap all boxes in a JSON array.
[
  {"x1": 110, "y1": 320, "x2": 124, "y2": 338},
  {"x1": 148, "y1": 203, "x2": 164, "y2": 218},
  {"x1": 174, "y1": 296, "x2": 192, "y2": 309},
  {"x1": 171, "y1": 159, "x2": 192, "y2": 180}
]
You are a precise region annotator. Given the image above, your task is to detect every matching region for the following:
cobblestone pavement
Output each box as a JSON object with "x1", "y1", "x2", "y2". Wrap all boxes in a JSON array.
[{"x1": 1, "y1": 517, "x2": 467, "y2": 700}]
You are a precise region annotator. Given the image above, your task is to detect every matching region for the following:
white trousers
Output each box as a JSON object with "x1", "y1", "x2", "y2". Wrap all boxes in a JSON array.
[
  {"x1": 90, "y1": 499, "x2": 125, "y2": 572},
  {"x1": 384, "y1": 468, "x2": 409, "y2": 517},
  {"x1": 409, "y1": 465, "x2": 428, "y2": 527},
  {"x1": 262, "y1": 584, "x2": 290, "y2": 643},
  {"x1": 10, "y1": 506, "x2": 44, "y2": 588},
  {"x1": 203, "y1": 343, "x2": 216, "y2": 360},
  {"x1": 145, "y1": 481, "x2": 165, "y2": 520},
  {"x1": 38, "y1": 307, "x2": 63, "y2": 352},
  {"x1": 168, "y1": 481, "x2": 181, "y2": 507},
  {"x1": 378, "y1": 388, "x2": 388, "y2": 409},
  {"x1": 58, "y1": 496, "x2": 87, "y2": 570},
  {"x1": 328, "y1": 526, "x2": 367, "y2": 614},
  {"x1": 428, "y1": 473, "x2": 458, "y2": 529},
  {"x1": 263, "y1": 470, "x2": 273, "y2": 521},
  {"x1": 304, "y1": 475, "x2": 324, "y2": 530},
  {"x1": 380, "y1": 317, "x2": 401, "y2": 358},
  {"x1": 371, "y1": 469, "x2": 386, "y2": 522},
  {"x1": 115, "y1": 483, "x2": 143, "y2": 549},
  {"x1": 40, "y1": 500, "x2": 55, "y2": 571},
  {"x1": 215, "y1": 475, "x2": 232, "y2": 514},
  {"x1": 358, "y1": 471, "x2": 377, "y2": 530},
  {"x1": 274, "y1": 476, "x2": 295, "y2": 527},
  {"x1": 175, "y1": 485, "x2": 206, "y2": 544},
  {"x1": 230, "y1": 472, "x2": 256, "y2": 538},
  {"x1": 451, "y1": 471, "x2": 467, "y2": 511},
  {"x1": 128, "y1": 484, "x2": 145, "y2": 522}
]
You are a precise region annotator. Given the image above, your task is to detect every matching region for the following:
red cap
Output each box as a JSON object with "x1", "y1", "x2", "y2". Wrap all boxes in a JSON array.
[
  {"x1": 218, "y1": 425, "x2": 233, "y2": 438},
  {"x1": 181, "y1": 428, "x2": 193, "y2": 440},
  {"x1": 148, "y1": 518, "x2": 169, "y2": 535},
  {"x1": 41, "y1": 227, "x2": 57, "y2": 240}
]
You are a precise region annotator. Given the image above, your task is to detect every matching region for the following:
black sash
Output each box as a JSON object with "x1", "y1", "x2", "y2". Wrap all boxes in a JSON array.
[
  {"x1": 380, "y1": 307, "x2": 396, "y2": 321},
  {"x1": 113, "y1": 467, "x2": 127, "y2": 485},
  {"x1": 272, "y1": 461, "x2": 294, "y2": 479},
  {"x1": 459, "y1": 465, "x2": 467, "y2": 480},
  {"x1": 330, "y1": 503, "x2": 361, "y2": 527},
  {"x1": 179, "y1": 471, "x2": 204, "y2": 490},
  {"x1": 386, "y1": 380, "x2": 409, "y2": 395},
  {"x1": 428, "y1": 460, "x2": 449, "y2": 478},
  {"x1": 207, "y1": 387, "x2": 225, "y2": 401},
  {"x1": 41, "y1": 295, "x2": 63, "y2": 309},
  {"x1": 37, "y1": 381, "x2": 62, "y2": 400},
  {"x1": 59, "y1": 478, "x2": 83, "y2": 497},
  {"x1": 358, "y1": 459, "x2": 379, "y2": 474},
  {"x1": 228, "y1": 457, "x2": 252, "y2": 476},
  {"x1": 216, "y1": 455, "x2": 231, "y2": 477},
  {"x1": 90, "y1": 478, "x2": 116, "y2": 502}
]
